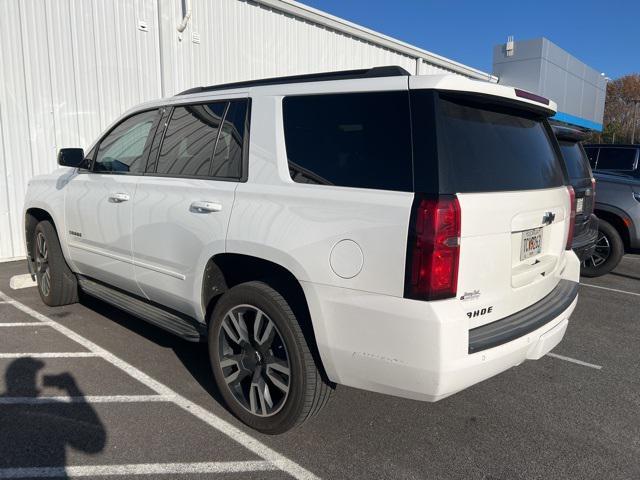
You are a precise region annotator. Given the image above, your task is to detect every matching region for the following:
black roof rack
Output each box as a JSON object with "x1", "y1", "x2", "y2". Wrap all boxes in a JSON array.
[{"x1": 176, "y1": 65, "x2": 410, "y2": 96}]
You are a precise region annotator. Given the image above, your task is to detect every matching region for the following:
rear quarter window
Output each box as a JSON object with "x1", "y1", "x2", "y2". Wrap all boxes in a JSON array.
[
  {"x1": 282, "y1": 91, "x2": 413, "y2": 192},
  {"x1": 434, "y1": 94, "x2": 565, "y2": 193},
  {"x1": 594, "y1": 147, "x2": 638, "y2": 171}
]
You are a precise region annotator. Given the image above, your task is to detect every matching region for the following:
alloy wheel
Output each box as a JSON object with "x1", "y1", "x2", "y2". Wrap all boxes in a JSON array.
[
  {"x1": 217, "y1": 305, "x2": 291, "y2": 417},
  {"x1": 582, "y1": 231, "x2": 611, "y2": 269},
  {"x1": 35, "y1": 232, "x2": 51, "y2": 297}
]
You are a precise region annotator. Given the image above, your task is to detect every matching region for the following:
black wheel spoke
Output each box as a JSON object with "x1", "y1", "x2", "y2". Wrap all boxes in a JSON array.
[
  {"x1": 220, "y1": 354, "x2": 247, "y2": 386},
  {"x1": 253, "y1": 310, "x2": 276, "y2": 348},
  {"x1": 265, "y1": 357, "x2": 290, "y2": 394}
]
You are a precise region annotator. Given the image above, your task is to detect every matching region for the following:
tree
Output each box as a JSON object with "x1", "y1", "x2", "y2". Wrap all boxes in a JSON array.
[{"x1": 599, "y1": 74, "x2": 640, "y2": 144}]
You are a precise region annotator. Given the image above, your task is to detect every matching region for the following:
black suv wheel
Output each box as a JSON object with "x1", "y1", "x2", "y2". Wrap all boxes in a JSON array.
[
  {"x1": 581, "y1": 219, "x2": 624, "y2": 277},
  {"x1": 208, "y1": 281, "x2": 333, "y2": 434},
  {"x1": 33, "y1": 220, "x2": 79, "y2": 306}
]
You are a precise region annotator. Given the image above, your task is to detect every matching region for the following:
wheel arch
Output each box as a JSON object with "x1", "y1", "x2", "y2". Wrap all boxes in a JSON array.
[
  {"x1": 25, "y1": 208, "x2": 57, "y2": 268},
  {"x1": 201, "y1": 252, "x2": 332, "y2": 384},
  {"x1": 594, "y1": 205, "x2": 632, "y2": 251}
]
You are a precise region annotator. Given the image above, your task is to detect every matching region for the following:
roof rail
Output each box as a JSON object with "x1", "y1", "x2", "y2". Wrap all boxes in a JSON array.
[{"x1": 176, "y1": 65, "x2": 411, "y2": 96}]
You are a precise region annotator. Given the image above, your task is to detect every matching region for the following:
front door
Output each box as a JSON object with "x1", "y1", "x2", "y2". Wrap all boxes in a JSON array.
[{"x1": 64, "y1": 109, "x2": 162, "y2": 295}]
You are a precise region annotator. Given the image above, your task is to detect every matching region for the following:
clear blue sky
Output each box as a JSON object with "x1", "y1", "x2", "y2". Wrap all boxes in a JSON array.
[{"x1": 301, "y1": 0, "x2": 637, "y2": 80}]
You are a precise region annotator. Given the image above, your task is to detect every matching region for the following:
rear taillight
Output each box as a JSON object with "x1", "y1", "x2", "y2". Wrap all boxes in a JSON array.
[
  {"x1": 566, "y1": 186, "x2": 576, "y2": 250},
  {"x1": 405, "y1": 195, "x2": 461, "y2": 301}
]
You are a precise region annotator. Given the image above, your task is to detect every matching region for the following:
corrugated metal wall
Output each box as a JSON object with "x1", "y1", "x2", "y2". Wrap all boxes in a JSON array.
[{"x1": 0, "y1": 0, "x2": 473, "y2": 261}]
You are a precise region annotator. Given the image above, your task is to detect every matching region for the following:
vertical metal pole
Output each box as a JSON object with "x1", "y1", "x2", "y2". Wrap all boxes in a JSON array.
[{"x1": 632, "y1": 100, "x2": 639, "y2": 144}]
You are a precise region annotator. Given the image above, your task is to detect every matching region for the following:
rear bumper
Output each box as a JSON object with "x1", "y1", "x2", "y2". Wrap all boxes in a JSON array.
[
  {"x1": 303, "y1": 252, "x2": 581, "y2": 403},
  {"x1": 469, "y1": 280, "x2": 578, "y2": 353}
]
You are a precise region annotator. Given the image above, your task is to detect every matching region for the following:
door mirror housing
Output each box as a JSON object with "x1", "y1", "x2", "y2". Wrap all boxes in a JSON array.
[{"x1": 57, "y1": 148, "x2": 86, "y2": 168}]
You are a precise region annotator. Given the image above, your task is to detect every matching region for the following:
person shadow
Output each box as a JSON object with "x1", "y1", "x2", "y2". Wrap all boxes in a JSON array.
[{"x1": 0, "y1": 358, "x2": 106, "y2": 477}]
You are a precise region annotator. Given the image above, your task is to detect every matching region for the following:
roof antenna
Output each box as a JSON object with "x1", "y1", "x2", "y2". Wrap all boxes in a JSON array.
[{"x1": 506, "y1": 35, "x2": 515, "y2": 57}]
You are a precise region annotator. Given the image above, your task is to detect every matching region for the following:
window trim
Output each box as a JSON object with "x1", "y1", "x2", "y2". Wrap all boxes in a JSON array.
[
  {"x1": 145, "y1": 98, "x2": 251, "y2": 183},
  {"x1": 90, "y1": 107, "x2": 163, "y2": 175}
]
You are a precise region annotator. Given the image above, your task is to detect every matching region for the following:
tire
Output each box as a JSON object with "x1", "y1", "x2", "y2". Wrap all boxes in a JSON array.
[
  {"x1": 581, "y1": 219, "x2": 624, "y2": 277},
  {"x1": 33, "y1": 220, "x2": 79, "y2": 306},
  {"x1": 208, "y1": 281, "x2": 333, "y2": 434}
]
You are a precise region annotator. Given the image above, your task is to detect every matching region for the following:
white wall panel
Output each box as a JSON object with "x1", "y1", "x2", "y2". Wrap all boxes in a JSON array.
[
  {"x1": 0, "y1": 0, "x2": 489, "y2": 261},
  {"x1": 0, "y1": 0, "x2": 162, "y2": 260},
  {"x1": 157, "y1": 0, "x2": 418, "y2": 96}
]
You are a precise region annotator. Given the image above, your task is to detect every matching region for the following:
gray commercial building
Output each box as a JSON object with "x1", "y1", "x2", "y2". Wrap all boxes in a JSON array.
[{"x1": 493, "y1": 37, "x2": 606, "y2": 131}]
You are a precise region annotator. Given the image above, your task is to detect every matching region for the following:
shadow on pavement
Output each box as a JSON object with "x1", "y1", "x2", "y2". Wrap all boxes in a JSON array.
[
  {"x1": 0, "y1": 358, "x2": 106, "y2": 476},
  {"x1": 79, "y1": 295, "x2": 225, "y2": 405},
  {"x1": 609, "y1": 271, "x2": 640, "y2": 281}
]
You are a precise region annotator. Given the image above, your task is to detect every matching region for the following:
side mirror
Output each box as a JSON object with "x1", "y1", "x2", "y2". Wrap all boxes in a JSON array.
[{"x1": 57, "y1": 148, "x2": 86, "y2": 168}]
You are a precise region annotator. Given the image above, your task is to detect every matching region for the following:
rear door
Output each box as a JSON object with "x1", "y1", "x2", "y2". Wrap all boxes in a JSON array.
[
  {"x1": 411, "y1": 88, "x2": 571, "y2": 328},
  {"x1": 131, "y1": 98, "x2": 249, "y2": 320}
]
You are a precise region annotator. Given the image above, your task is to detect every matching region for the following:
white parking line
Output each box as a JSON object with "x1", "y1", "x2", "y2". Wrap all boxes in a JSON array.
[
  {"x1": 0, "y1": 394, "x2": 175, "y2": 405},
  {"x1": 0, "y1": 322, "x2": 52, "y2": 327},
  {"x1": 580, "y1": 283, "x2": 640, "y2": 298},
  {"x1": 0, "y1": 290, "x2": 320, "y2": 480},
  {"x1": 9, "y1": 274, "x2": 36, "y2": 290},
  {"x1": 547, "y1": 352, "x2": 603, "y2": 370},
  {"x1": 0, "y1": 461, "x2": 278, "y2": 479},
  {"x1": 0, "y1": 352, "x2": 99, "y2": 359}
]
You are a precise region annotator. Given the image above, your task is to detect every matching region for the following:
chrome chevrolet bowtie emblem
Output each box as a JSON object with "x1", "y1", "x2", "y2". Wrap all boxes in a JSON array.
[{"x1": 542, "y1": 211, "x2": 556, "y2": 225}]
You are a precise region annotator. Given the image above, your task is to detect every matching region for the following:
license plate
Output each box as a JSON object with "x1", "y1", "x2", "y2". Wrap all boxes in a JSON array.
[
  {"x1": 576, "y1": 197, "x2": 584, "y2": 214},
  {"x1": 520, "y1": 228, "x2": 542, "y2": 261}
]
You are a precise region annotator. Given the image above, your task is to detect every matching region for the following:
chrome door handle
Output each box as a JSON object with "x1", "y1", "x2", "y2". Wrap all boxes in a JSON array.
[
  {"x1": 190, "y1": 201, "x2": 222, "y2": 213},
  {"x1": 109, "y1": 193, "x2": 130, "y2": 203}
]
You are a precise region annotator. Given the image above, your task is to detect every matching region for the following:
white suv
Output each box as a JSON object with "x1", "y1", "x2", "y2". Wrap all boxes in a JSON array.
[{"x1": 24, "y1": 66, "x2": 580, "y2": 434}]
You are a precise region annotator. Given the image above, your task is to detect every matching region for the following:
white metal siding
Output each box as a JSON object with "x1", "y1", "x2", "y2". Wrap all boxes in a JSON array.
[{"x1": 0, "y1": 0, "x2": 492, "y2": 261}]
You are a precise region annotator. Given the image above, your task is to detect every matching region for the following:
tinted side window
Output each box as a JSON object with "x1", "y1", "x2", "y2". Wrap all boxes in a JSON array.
[
  {"x1": 435, "y1": 95, "x2": 564, "y2": 193},
  {"x1": 209, "y1": 99, "x2": 248, "y2": 179},
  {"x1": 283, "y1": 91, "x2": 413, "y2": 192},
  {"x1": 156, "y1": 103, "x2": 227, "y2": 176},
  {"x1": 94, "y1": 110, "x2": 159, "y2": 174},
  {"x1": 559, "y1": 141, "x2": 592, "y2": 180},
  {"x1": 584, "y1": 147, "x2": 598, "y2": 168},
  {"x1": 595, "y1": 148, "x2": 637, "y2": 171}
]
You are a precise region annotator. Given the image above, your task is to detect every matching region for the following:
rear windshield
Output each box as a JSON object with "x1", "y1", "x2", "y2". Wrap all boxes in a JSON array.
[
  {"x1": 434, "y1": 95, "x2": 565, "y2": 193},
  {"x1": 559, "y1": 141, "x2": 592, "y2": 180}
]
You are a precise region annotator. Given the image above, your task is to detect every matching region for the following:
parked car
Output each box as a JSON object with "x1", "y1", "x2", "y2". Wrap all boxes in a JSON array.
[
  {"x1": 552, "y1": 125, "x2": 598, "y2": 261},
  {"x1": 581, "y1": 170, "x2": 640, "y2": 276},
  {"x1": 24, "y1": 66, "x2": 580, "y2": 434},
  {"x1": 584, "y1": 144, "x2": 640, "y2": 176}
]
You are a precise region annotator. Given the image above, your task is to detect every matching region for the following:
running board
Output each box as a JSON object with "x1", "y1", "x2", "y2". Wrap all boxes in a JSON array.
[{"x1": 77, "y1": 276, "x2": 205, "y2": 342}]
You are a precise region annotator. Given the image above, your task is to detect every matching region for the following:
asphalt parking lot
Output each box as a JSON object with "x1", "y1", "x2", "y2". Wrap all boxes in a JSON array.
[{"x1": 0, "y1": 257, "x2": 638, "y2": 480}]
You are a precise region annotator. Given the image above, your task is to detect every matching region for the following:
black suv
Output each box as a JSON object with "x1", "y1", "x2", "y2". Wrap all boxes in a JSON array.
[{"x1": 553, "y1": 126, "x2": 598, "y2": 261}]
